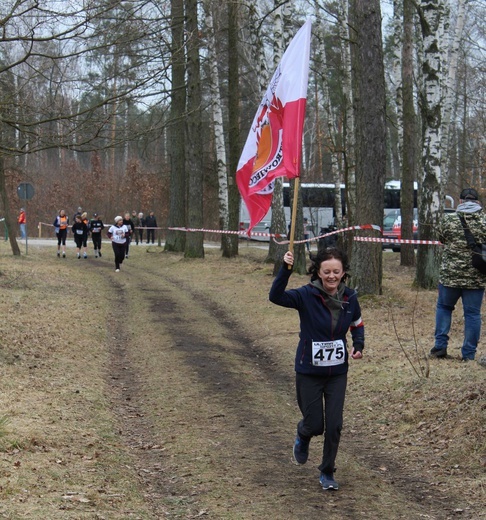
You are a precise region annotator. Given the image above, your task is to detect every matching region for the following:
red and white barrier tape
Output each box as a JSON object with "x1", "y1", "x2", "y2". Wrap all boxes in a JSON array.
[
  {"x1": 168, "y1": 226, "x2": 287, "y2": 239},
  {"x1": 39, "y1": 221, "x2": 444, "y2": 247},
  {"x1": 354, "y1": 237, "x2": 443, "y2": 245},
  {"x1": 272, "y1": 224, "x2": 383, "y2": 245},
  {"x1": 169, "y1": 224, "x2": 383, "y2": 245}
]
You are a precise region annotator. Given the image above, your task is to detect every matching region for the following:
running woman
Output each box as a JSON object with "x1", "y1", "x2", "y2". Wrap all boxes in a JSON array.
[
  {"x1": 90, "y1": 213, "x2": 105, "y2": 258},
  {"x1": 53, "y1": 209, "x2": 69, "y2": 258},
  {"x1": 107, "y1": 216, "x2": 129, "y2": 272}
]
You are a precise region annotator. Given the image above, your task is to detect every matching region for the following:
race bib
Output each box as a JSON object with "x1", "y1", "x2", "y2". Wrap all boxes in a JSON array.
[
  {"x1": 76, "y1": 229, "x2": 83, "y2": 234},
  {"x1": 312, "y1": 340, "x2": 345, "y2": 367}
]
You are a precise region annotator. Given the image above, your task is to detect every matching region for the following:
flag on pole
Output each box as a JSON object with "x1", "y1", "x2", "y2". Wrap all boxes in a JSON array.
[{"x1": 236, "y1": 20, "x2": 312, "y2": 234}]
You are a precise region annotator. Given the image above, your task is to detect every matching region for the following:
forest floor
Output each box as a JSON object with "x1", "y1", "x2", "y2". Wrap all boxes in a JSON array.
[{"x1": 0, "y1": 239, "x2": 484, "y2": 519}]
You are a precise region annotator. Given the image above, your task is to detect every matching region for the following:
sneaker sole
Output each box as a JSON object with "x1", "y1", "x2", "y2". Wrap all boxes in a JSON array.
[
  {"x1": 321, "y1": 484, "x2": 339, "y2": 491},
  {"x1": 291, "y1": 454, "x2": 306, "y2": 466}
]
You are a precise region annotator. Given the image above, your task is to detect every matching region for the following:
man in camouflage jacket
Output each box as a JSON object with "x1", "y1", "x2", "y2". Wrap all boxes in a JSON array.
[{"x1": 430, "y1": 188, "x2": 486, "y2": 361}]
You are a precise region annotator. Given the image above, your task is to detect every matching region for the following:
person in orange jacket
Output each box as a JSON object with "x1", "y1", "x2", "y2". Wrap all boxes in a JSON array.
[
  {"x1": 18, "y1": 208, "x2": 26, "y2": 239},
  {"x1": 53, "y1": 209, "x2": 69, "y2": 257}
]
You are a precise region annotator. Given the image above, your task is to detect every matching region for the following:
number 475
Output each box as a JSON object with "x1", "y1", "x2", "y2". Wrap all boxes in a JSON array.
[{"x1": 314, "y1": 346, "x2": 344, "y2": 361}]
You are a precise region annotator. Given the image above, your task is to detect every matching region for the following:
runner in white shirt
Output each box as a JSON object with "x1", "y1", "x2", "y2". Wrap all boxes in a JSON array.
[{"x1": 107, "y1": 216, "x2": 129, "y2": 272}]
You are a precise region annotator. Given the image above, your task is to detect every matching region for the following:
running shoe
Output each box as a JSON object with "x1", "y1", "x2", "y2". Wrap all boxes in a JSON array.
[
  {"x1": 292, "y1": 432, "x2": 310, "y2": 465},
  {"x1": 319, "y1": 472, "x2": 339, "y2": 490}
]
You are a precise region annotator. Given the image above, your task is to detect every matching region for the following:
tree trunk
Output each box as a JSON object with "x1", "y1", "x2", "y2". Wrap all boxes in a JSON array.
[
  {"x1": 400, "y1": 0, "x2": 417, "y2": 267},
  {"x1": 338, "y1": 0, "x2": 355, "y2": 257},
  {"x1": 0, "y1": 154, "x2": 21, "y2": 256},
  {"x1": 165, "y1": 0, "x2": 186, "y2": 252},
  {"x1": 392, "y1": 0, "x2": 403, "y2": 174},
  {"x1": 226, "y1": 0, "x2": 240, "y2": 258},
  {"x1": 415, "y1": 0, "x2": 447, "y2": 289},
  {"x1": 314, "y1": 8, "x2": 343, "y2": 231},
  {"x1": 184, "y1": 0, "x2": 204, "y2": 258},
  {"x1": 349, "y1": 0, "x2": 387, "y2": 295},
  {"x1": 266, "y1": 2, "x2": 291, "y2": 272},
  {"x1": 440, "y1": 0, "x2": 467, "y2": 188},
  {"x1": 204, "y1": 1, "x2": 230, "y2": 256}
]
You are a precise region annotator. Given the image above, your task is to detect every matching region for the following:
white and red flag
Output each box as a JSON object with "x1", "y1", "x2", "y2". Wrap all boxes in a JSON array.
[{"x1": 236, "y1": 20, "x2": 311, "y2": 234}]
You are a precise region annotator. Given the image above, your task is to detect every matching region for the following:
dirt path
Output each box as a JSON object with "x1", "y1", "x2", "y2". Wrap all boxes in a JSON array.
[{"x1": 102, "y1": 253, "x2": 483, "y2": 520}]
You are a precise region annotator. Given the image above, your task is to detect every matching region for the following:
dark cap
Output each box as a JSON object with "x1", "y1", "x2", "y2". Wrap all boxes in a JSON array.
[
  {"x1": 93, "y1": 213, "x2": 98, "y2": 217},
  {"x1": 460, "y1": 188, "x2": 479, "y2": 201}
]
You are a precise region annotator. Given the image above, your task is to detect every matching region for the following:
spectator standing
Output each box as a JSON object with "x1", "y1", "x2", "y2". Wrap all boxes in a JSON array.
[
  {"x1": 90, "y1": 213, "x2": 105, "y2": 258},
  {"x1": 145, "y1": 211, "x2": 157, "y2": 244},
  {"x1": 81, "y1": 212, "x2": 90, "y2": 254},
  {"x1": 72, "y1": 215, "x2": 89, "y2": 259},
  {"x1": 138, "y1": 212, "x2": 145, "y2": 244},
  {"x1": 107, "y1": 216, "x2": 129, "y2": 272},
  {"x1": 131, "y1": 211, "x2": 141, "y2": 245},
  {"x1": 430, "y1": 187, "x2": 486, "y2": 361},
  {"x1": 53, "y1": 209, "x2": 69, "y2": 257},
  {"x1": 73, "y1": 206, "x2": 83, "y2": 222},
  {"x1": 18, "y1": 208, "x2": 26, "y2": 239},
  {"x1": 303, "y1": 218, "x2": 311, "y2": 251},
  {"x1": 122, "y1": 212, "x2": 134, "y2": 258}
]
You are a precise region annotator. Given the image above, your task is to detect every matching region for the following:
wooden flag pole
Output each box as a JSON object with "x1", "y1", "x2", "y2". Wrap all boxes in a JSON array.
[{"x1": 287, "y1": 177, "x2": 300, "y2": 269}]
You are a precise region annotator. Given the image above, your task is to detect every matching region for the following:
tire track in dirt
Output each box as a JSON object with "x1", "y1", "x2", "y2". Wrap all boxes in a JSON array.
[
  {"x1": 104, "y1": 261, "x2": 481, "y2": 520},
  {"x1": 106, "y1": 278, "x2": 172, "y2": 518}
]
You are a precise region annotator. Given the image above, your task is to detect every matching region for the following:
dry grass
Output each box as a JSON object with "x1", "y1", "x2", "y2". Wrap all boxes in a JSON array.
[
  {"x1": 0, "y1": 243, "x2": 153, "y2": 518},
  {"x1": 0, "y1": 240, "x2": 484, "y2": 519}
]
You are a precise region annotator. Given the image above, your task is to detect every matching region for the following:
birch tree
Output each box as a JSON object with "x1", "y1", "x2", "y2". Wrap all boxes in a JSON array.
[
  {"x1": 203, "y1": 1, "x2": 231, "y2": 255},
  {"x1": 391, "y1": 0, "x2": 404, "y2": 176},
  {"x1": 337, "y1": 0, "x2": 355, "y2": 255},
  {"x1": 440, "y1": 0, "x2": 467, "y2": 187},
  {"x1": 415, "y1": 0, "x2": 448, "y2": 289},
  {"x1": 266, "y1": 1, "x2": 291, "y2": 273}
]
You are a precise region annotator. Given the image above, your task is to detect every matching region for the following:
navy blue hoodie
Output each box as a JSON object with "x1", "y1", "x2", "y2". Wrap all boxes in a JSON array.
[{"x1": 269, "y1": 265, "x2": 364, "y2": 376}]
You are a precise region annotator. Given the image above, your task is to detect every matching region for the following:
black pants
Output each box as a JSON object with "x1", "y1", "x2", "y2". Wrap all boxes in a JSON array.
[
  {"x1": 112, "y1": 242, "x2": 126, "y2": 269},
  {"x1": 74, "y1": 236, "x2": 84, "y2": 249},
  {"x1": 296, "y1": 372, "x2": 347, "y2": 474},
  {"x1": 92, "y1": 233, "x2": 102, "y2": 251},
  {"x1": 146, "y1": 229, "x2": 155, "y2": 243},
  {"x1": 57, "y1": 228, "x2": 67, "y2": 246},
  {"x1": 125, "y1": 235, "x2": 131, "y2": 256}
]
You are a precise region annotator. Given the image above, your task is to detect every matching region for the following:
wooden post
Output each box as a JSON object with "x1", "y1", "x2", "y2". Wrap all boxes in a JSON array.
[{"x1": 287, "y1": 177, "x2": 300, "y2": 269}]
